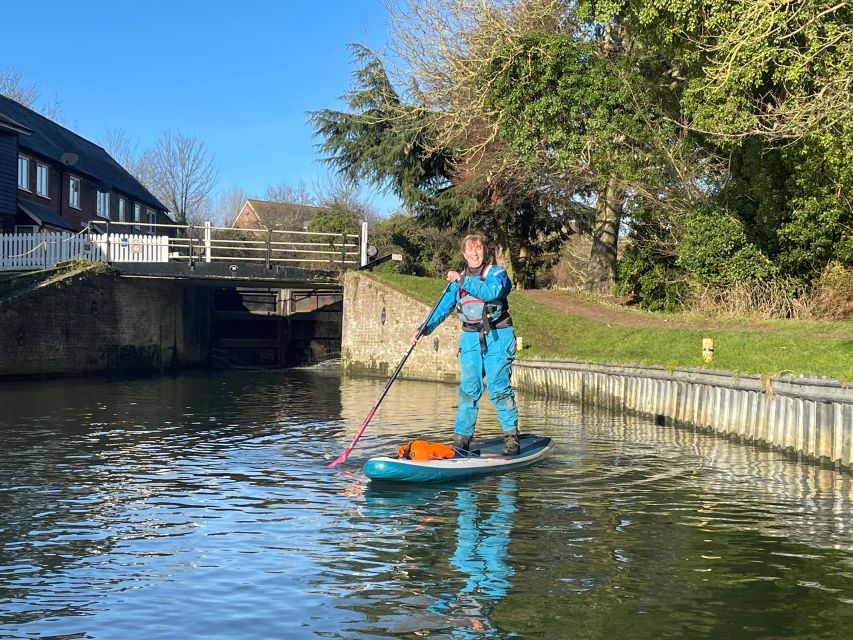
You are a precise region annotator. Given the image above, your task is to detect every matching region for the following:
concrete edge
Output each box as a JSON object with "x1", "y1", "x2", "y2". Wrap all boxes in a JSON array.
[{"x1": 515, "y1": 358, "x2": 853, "y2": 404}]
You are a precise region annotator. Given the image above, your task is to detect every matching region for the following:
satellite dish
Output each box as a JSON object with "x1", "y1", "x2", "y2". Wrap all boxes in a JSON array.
[{"x1": 60, "y1": 152, "x2": 78, "y2": 166}]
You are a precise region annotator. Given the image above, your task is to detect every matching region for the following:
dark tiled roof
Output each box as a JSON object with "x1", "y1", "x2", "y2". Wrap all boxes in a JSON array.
[
  {"x1": 243, "y1": 199, "x2": 324, "y2": 229},
  {"x1": 18, "y1": 201, "x2": 76, "y2": 231},
  {"x1": 0, "y1": 95, "x2": 167, "y2": 213},
  {"x1": 0, "y1": 111, "x2": 31, "y2": 135}
]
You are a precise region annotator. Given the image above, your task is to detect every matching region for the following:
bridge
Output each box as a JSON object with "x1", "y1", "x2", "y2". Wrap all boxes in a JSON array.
[
  {"x1": 113, "y1": 259, "x2": 345, "y2": 290},
  {"x1": 98, "y1": 221, "x2": 366, "y2": 366},
  {"x1": 1, "y1": 220, "x2": 385, "y2": 370},
  {"x1": 1, "y1": 219, "x2": 369, "y2": 288}
]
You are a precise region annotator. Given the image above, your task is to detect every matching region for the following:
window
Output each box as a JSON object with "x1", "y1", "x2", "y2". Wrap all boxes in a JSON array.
[
  {"x1": 147, "y1": 209, "x2": 157, "y2": 234},
  {"x1": 17, "y1": 156, "x2": 30, "y2": 190},
  {"x1": 69, "y1": 176, "x2": 81, "y2": 208},
  {"x1": 97, "y1": 191, "x2": 111, "y2": 219},
  {"x1": 118, "y1": 197, "x2": 127, "y2": 222},
  {"x1": 14, "y1": 225, "x2": 37, "y2": 234},
  {"x1": 36, "y1": 164, "x2": 49, "y2": 197},
  {"x1": 133, "y1": 203, "x2": 141, "y2": 230}
]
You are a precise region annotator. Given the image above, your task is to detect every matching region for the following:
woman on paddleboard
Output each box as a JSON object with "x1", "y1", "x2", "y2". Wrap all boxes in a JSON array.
[{"x1": 411, "y1": 233, "x2": 519, "y2": 456}]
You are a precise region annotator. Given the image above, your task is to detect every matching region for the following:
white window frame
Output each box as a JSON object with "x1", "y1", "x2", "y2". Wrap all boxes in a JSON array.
[
  {"x1": 118, "y1": 197, "x2": 127, "y2": 222},
  {"x1": 147, "y1": 208, "x2": 157, "y2": 234},
  {"x1": 17, "y1": 155, "x2": 30, "y2": 191},
  {"x1": 97, "y1": 190, "x2": 111, "y2": 219},
  {"x1": 36, "y1": 163, "x2": 49, "y2": 197},
  {"x1": 69, "y1": 175, "x2": 81, "y2": 209},
  {"x1": 133, "y1": 203, "x2": 141, "y2": 230},
  {"x1": 14, "y1": 225, "x2": 37, "y2": 234}
]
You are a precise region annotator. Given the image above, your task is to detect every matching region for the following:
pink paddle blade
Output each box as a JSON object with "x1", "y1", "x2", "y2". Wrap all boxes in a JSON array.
[
  {"x1": 325, "y1": 451, "x2": 351, "y2": 468},
  {"x1": 324, "y1": 411, "x2": 375, "y2": 468}
]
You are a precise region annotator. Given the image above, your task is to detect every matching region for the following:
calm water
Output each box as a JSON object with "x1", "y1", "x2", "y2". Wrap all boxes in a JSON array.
[{"x1": 0, "y1": 367, "x2": 851, "y2": 639}]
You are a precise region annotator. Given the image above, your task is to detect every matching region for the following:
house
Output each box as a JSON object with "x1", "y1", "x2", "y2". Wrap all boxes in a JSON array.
[
  {"x1": 0, "y1": 94, "x2": 170, "y2": 235},
  {"x1": 231, "y1": 199, "x2": 322, "y2": 231}
]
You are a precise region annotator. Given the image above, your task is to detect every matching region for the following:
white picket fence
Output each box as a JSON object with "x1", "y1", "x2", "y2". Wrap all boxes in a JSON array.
[
  {"x1": 0, "y1": 232, "x2": 169, "y2": 270},
  {"x1": 92, "y1": 234, "x2": 170, "y2": 263}
]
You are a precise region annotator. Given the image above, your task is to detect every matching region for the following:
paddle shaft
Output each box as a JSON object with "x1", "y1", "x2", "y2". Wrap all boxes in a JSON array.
[{"x1": 326, "y1": 281, "x2": 452, "y2": 467}]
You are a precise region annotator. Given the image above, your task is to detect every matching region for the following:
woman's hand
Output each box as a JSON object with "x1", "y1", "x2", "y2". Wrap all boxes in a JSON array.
[{"x1": 446, "y1": 270, "x2": 462, "y2": 283}]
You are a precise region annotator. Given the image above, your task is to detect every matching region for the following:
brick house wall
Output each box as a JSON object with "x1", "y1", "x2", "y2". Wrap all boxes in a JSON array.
[{"x1": 233, "y1": 204, "x2": 261, "y2": 230}]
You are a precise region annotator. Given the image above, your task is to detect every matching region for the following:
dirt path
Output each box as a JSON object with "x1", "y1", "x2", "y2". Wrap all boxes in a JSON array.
[
  {"x1": 515, "y1": 289, "x2": 853, "y2": 338},
  {"x1": 517, "y1": 290, "x2": 678, "y2": 328}
]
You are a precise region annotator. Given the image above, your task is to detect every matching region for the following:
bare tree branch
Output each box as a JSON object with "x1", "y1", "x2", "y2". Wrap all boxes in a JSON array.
[{"x1": 148, "y1": 130, "x2": 219, "y2": 225}]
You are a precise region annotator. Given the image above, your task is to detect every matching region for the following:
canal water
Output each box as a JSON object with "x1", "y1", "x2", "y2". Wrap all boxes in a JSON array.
[{"x1": 0, "y1": 367, "x2": 851, "y2": 639}]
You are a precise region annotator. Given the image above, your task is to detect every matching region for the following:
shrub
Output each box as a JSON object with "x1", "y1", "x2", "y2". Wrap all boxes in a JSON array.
[
  {"x1": 810, "y1": 261, "x2": 853, "y2": 320},
  {"x1": 776, "y1": 195, "x2": 853, "y2": 280},
  {"x1": 549, "y1": 235, "x2": 592, "y2": 291},
  {"x1": 617, "y1": 241, "x2": 687, "y2": 312},
  {"x1": 370, "y1": 214, "x2": 457, "y2": 277},
  {"x1": 686, "y1": 279, "x2": 811, "y2": 319},
  {"x1": 677, "y1": 207, "x2": 777, "y2": 286}
]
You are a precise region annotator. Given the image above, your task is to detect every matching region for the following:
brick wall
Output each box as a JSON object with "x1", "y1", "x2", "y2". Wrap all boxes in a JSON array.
[
  {"x1": 0, "y1": 267, "x2": 212, "y2": 377},
  {"x1": 342, "y1": 271, "x2": 461, "y2": 382}
]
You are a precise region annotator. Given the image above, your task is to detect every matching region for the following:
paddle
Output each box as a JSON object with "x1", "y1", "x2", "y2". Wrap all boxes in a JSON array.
[{"x1": 325, "y1": 281, "x2": 453, "y2": 468}]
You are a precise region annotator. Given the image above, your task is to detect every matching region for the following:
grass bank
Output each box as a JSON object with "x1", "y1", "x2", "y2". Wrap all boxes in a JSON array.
[{"x1": 370, "y1": 272, "x2": 853, "y2": 382}]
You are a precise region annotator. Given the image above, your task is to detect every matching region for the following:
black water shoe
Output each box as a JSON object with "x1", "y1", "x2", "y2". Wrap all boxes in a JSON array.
[
  {"x1": 502, "y1": 430, "x2": 520, "y2": 456},
  {"x1": 452, "y1": 433, "x2": 472, "y2": 455}
]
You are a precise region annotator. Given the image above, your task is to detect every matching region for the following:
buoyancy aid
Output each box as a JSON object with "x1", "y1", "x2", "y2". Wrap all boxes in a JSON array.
[
  {"x1": 397, "y1": 440, "x2": 456, "y2": 461},
  {"x1": 455, "y1": 264, "x2": 511, "y2": 334}
]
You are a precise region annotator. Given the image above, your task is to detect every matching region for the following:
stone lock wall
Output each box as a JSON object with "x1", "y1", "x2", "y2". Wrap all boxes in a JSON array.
[
  {"x1": 342, "y1": 271, "x2": 461, "y2": 382},
  {"x1": 0, "y1": 267, "x2": 212, "y2": 377}
]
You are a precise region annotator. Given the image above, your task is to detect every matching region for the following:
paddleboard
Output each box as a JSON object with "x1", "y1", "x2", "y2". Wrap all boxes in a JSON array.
[{"x1": 362, "y1": 434, "x2": 554, "y2": 483}]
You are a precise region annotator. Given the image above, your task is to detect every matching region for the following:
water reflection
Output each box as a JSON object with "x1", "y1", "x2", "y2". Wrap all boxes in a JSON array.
[
  {"x1": 358, "y1": 476, "x2": 517, "y2": 638},
  {"x1": 0, "y1": 368, "x2": 850, "y2": 639},
  {"x1": 451, "y1": 477, "x2": 516, "y2": 601},
  {"x1": 446, "y1": 477, "x2": 516, "y2": 637},
  {"x1": 0, "y1": 369, "x2": 349, "y2": 638}
]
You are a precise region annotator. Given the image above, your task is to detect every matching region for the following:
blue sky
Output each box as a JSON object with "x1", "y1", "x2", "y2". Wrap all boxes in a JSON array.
[{"x1": 1, "y1": 0, "x2": 401, "y2": 215}]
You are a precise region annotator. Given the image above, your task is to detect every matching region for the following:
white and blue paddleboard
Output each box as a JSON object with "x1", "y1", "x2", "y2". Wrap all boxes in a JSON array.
[{"x1": 362, "y1": 434, "x2": 554, "y2": 483}]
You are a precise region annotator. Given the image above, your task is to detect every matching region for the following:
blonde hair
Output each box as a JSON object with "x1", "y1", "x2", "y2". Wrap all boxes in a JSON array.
[{"x1": 460, "y1": 233, "x2": 487, "y2": 254}]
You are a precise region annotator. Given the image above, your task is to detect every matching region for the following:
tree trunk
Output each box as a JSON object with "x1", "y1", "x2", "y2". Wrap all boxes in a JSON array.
[
  {"x1": 585, "y1": 177, "x2": 623, "y2": 294},
  {"x1": 495, "y1": 244, "x2": 515, "y2": 285},
  {"x1": 515, "y1": 245, "x2": 529, "y2": 290},
  {"x1": 497, "y1": 243, "x2": 531, "y2": 290}
]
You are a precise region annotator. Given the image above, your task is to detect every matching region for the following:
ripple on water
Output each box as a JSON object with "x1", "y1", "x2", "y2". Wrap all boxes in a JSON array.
[{"x1": 0, "y1": 369, "x2": 851, "y2": 639}]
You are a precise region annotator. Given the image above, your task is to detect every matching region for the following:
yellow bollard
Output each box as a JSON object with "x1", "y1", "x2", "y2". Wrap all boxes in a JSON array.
[
  {"x1": 516, "y1": 336, "x2": 523, "y2": 352},
  {"x1": 702, "y1": 337, "x2": 714, "y2": 363}
]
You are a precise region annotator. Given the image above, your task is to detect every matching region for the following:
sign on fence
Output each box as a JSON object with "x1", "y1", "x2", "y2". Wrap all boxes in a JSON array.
[{"x1": 91, "y1": 234, "x2": 169, "y2": 263}]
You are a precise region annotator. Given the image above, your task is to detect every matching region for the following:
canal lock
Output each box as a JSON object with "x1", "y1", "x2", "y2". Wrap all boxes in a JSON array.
[{"x1": 211, "y1": 287, "x2": 343, "y2": 368}]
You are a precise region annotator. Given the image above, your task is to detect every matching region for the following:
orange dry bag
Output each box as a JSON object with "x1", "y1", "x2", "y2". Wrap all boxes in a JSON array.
[{"x1": 397, "y1": 440, "x2": 456, "y2": 461}]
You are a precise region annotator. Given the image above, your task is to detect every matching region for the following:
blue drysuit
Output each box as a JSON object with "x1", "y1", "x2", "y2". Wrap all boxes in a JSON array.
[{"x1": 422, "y1": 265, "x2": 518, "y2": 438}]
